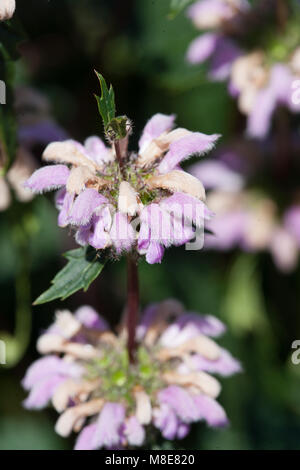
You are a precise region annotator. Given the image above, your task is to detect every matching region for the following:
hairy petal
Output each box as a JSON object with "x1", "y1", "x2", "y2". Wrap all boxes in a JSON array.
[
  {"x1": 24, "y1": 165, "x2": 69, "y2": 193},
  {"x1": 147, "y1": 170, "x2": 206, "y2": 201},
  {"x1": 158, "y1": 133, "x2": 220, "y2": 174},
  {"x1": 138, "y1": 113, "x2": 175, "y2": 153},
  {"x1": 69, "y1": 188, "x2": 108, "y2": 226},
  {"x1": 43, "y1": 140, "x2": 96, "y2": 169}
]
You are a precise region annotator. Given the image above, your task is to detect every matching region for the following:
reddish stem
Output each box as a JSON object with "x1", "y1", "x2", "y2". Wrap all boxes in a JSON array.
[
  {"x1": 127, "y1": 255, "x2": 139, "y2": 364},
  {"x1": 114, "y1": 140, "x2": 124, "y2": 173}
]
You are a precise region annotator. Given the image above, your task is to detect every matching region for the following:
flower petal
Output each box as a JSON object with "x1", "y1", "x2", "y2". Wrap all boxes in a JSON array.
[
  {"x1": 186, "y1": 33, "x2": 218, "y2": 64},
  {"x1": 24, "y1": 165, "x2": 69, "y2": 193},
  {"x1": 69, "y1": 188, "x2": 108, "y2": 226}
]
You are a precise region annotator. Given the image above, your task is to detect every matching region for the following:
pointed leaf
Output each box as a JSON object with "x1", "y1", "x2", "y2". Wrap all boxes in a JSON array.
[
  {"x1": 94, "y1": 71, "x2": 116, "y2": 127},
  {"x1": 34, "y1": 247, "x2": 106, "y2": 304}
]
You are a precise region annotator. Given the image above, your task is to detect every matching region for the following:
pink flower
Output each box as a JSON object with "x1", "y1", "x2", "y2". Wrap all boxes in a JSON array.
[{"x1": 22, "y1": 300, "x2": 241, "y2": 449}]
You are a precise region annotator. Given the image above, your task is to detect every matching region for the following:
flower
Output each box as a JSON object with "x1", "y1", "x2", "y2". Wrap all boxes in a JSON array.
[
  {"x1": 25, "y1": 114, "x2": 219, "y2": 264},
  {"x1": 230, "y1": 53, "x2": 300, "y2": 138},
  {"x1": 186, "y1": 1, "x2": 300, "y2": 138},
  {"x1": 190, "y1": 158, "x2": 300, "y2": 272},
  {"x1": 0, "y1": 0, "x2": 16, "y2": 21},
  {"x1": 22, "y1": 300, "x2": 241, "y2": 449}
]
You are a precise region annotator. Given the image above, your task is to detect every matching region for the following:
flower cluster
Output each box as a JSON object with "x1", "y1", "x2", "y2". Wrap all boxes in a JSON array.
[
  {"x1": 186, "y1": 0, "x2": 300, "y2": 138},
  {"x1": 25, "y1": 114, "x2": 218, "y2": 264},
  {"x1": 22, "y1": 300, "x2": 241, "y2": 449},
  {"x1": 190, "y1": 158, "x2": 300, "y2": 272}
]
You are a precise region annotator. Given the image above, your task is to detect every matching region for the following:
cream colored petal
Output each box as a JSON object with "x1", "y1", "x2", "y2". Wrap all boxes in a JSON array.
[
  {"x1": 238, "y1": 87, "x2": 258, "y2": 114},
  {"x1": 163, "y1": 371, "x2": 221, "y2": 399},
  {"x1": 134, "y1": 389, "x2": 152, "y2": 425},
  {"x1": 43, "y1": 141, "x2": 97, "y2": 170},
  {"x1": 118, "y1": 181, "x2": 140, "y2": 216},
  {"x1": 54, "y1": 310, "x2": 81, "y2": 339},
  {"x1": 157, "y1": 334, "x2": 220, "y2": 362},
  {"x1": 55, "y1": 398, "x2": 104, "y2": 437},
  {"x1": 37, "y1": 334, "x2": 98, "y2": 359},
  {"x1": 146, "y1": 170, "x2": 206, "y2": 201},
  {"x1": 62, "y1": 343, "x2": 99, "y2": 360},
  {"x1": 52, "y1": 379, "x2": 100, "y2": 412},
  {"x1": 143, "y1": 299, "x2": 185, "y2": 346},
  {"x1": 137, "y1": 128, "x2": 192, "y2": 168}
]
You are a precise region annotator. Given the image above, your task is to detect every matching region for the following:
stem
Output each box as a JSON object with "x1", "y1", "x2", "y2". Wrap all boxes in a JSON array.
[
  {"x1": 114, "y1": 140, "x2": 124, "y2": 173},
  {"x1": 127, "y1": 254, "x2": 139, "y2": 364}
]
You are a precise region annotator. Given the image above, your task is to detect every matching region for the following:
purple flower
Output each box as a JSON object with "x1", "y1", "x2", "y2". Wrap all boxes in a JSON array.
[
  {"x1": 23, "y1": 301, "x2": 240, "y2": 449},
  {"x1": 25, "y1": 114, "x2": 217, "y2": 263},
  {"x1": 158, "y1": 386, "x2": 199, "y2": 423},
  {"x1": 92, "y1": 403, "x2": 125, "y2": 449}
]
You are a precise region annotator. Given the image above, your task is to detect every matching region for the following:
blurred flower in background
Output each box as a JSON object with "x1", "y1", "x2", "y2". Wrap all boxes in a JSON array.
[
  {"x1": 190, "y1": 152, "x2": 300, "y2": 272},
  {"x1": 187, "y1": 0, "x2": 300, "y2": 138}
]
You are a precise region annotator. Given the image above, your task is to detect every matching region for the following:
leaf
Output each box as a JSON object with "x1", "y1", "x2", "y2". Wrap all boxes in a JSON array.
[
  {"x1": 34, "y1": 247, "x2": 106, "y2": 305},
  {"x1": 168, "y1": 0, "x2": 193, "y2": 19},
  {"x1": 94, "y1": 71, "x2": 116, "y2": 128}
]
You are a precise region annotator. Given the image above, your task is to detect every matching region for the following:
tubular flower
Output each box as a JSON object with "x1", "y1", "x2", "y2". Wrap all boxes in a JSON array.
[
  {"x1": 25, "y1": 114, "x2": 219, "y2": 264},
  {"x1": 22, "y1": 301, "x2": 241, "y2": 449}
]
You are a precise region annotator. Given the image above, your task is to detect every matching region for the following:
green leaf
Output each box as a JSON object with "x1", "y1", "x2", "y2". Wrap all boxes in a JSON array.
[
  {"x1": 34, "y1": 247, "x2": 106, "y2": 305},
  {"x1": 94, "y1": 71, "x2": 116, "y2": 128}
]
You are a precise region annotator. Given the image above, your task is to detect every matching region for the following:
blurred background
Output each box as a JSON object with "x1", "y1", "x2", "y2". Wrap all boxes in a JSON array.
[{"x1": 1, "y1": 0, "x2": 300, "y2": 450}]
